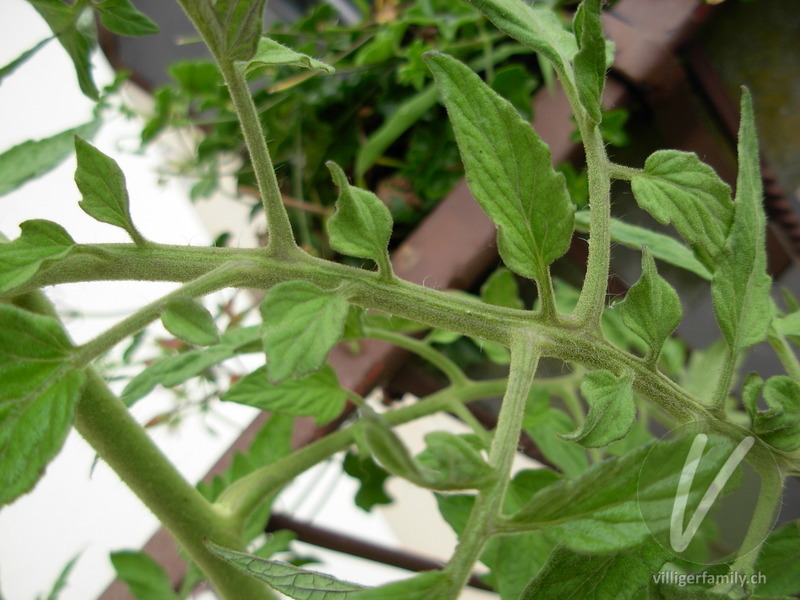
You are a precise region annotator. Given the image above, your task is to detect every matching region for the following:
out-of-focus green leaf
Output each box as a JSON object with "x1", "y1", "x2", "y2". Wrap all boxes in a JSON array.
[
  {"x1": 161, "y1": 297, "x2": 220, "y2": 347},
  {"x1": 110, "y1": 551, "x2": 179, "y2": 600},
  {"x1": 0, "y1": 119, "x2": 99, "y2": 197},
  {"x1": 27, "y1": 0, "x2": 99, "y2": 99},
  {"x1": 342, "y1": 451, "x2": 393, "y2": 512},
  {"x1": 0, "y1": 36, "x2": 52, "y2": 84},
  {"x1": 573, "y1": 0, "x2": 606, "y2": 124},
  {"x1": 94, "y1": 0, "x2": 159, "y2": 37}
]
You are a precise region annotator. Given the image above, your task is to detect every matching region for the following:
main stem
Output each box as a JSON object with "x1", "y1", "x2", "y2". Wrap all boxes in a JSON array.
[
  {"x1": 16, "y1": 291, "x2": 275, "y2": 599},
  {"x1": 442, "y1": 336, "x2": 540, "y2": 596}
]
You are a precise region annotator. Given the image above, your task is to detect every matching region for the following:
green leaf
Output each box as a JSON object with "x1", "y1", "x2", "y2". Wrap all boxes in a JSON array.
[
  {"x1": 42, "y1": 554, "x2": 80, "y2": 600},
  {"x1": 520, "y1": 541, "x2": 668, "y2": 600},
  {"x1": 121, "y1": 344, "x2": 236, "y2": 405},
  {"x1": 0, "y1": 220, "x2": 75, "y2": 295},
  {"x1": 160, "y1": 297, "x2": 220, "y2": 347},
  {"x1": 211, "y1": 0, "x2": 268, "y2": 61},
  {"x1": 573, "y1": 0, "x2": 606, "y2": 124},
  {"x1": 94, "y1": 0, "x2": 158, "y2": 36},
  {"x1": 415, "y1": 432, "x2": 494, "y2": 489},
  {"x1": 0, "y1": 36, "x2": 53, "y2": 85},
  {"x1": 0, "y1": 305, "x2": 85, "y2": 505},
  {"x1": 0, "y1": 119, "x2": 100, "y2": 197},
  {"x1": 243, "y1": 37, "x2": 334, "y2": 73},
  {"x1": 481, "y1": 267, "x2": 524, "y2": 309},
  {"x1": 342, "y1": 451, "x2": 393, "y2": 511},
  {"x1": 753, "y1": 519, "x2": 800, "y2": 596},
  {"x1": 110, "y1": 551, "x2": 179, "y2": 600},
  {"x1": 461, "y1": 0, "x2": 578, "y2": 77},
  {"x1": 206, "y1": 541, "x2": 366, "y2": 599},
  {"x1": 523, "y1": 388, "x2": 589, "y2": 477},
  {"x1": 630, "y1": 150, "x2": 733, "y2": 268},
  {"x1": 425, "y1": 52, "x2": 574, "y2": 286},
  {"x1": 574, "y1": 211, "x2": 712, "y2": 280},
  {"x1": 561, "y1": 370, "x2": 635, "y2": 448},
  {"x1": 27, "y1": 0, "x2": 99, "y2": 99},
  {"x1": 74, "y1": 137, "x2": 144, "y2": 243},
  {"x1": 360, "y1": 411, "x2": 427, "y2": 486},
  {"x1": 326, "y1": 162, "x2": 393, "y2": 274},
  {"x1": 510, "y1": 431, "x2": 737, "y2": 553},
  {"x1": 223, "y1": 365, "x2": 346, "y2": 425},
  {"x1": 749, "y1": 376, "x2": 800, "y2": 452},
  {"x1": 351, "y1": 572, "x2": 449, "y2": 600},
  {"x1": 711, "y1": 89, "x2": 772, "y2": 351},
  {"x1": 260, "y1": 281, "x2": 349, "y2": 383},
  {"x1": 618, "y1": 248, "x2": 683, "y2": 363}
]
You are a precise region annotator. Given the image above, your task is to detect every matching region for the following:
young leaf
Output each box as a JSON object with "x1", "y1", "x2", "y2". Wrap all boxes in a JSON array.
[
  {"x1": 206, "y1": 541, "x2": 366, "y2": 599},
  {"x1": 160, "y1": 297, "x2": 220, "y2": 347},
  {"x1": 415, "y1": 432, "x2": 494, "y2": 489},
  {"x1": 573, "y1": 0, "x2": 606, "y2": 124},
  {"x1": 110, "y1": 551, "x2": 179, "y2": 600},
  {"x1": 243, "y1": 37, "x2": 334, "y2": 73},
  {"x1": 222, "y1": 365, "x2": 346, "y2": 425},
  {"x1": 326, "y1": 162, "x2": 393, "y2": 275},
  {"x1": 461, "y1": 0, "x2": 578, "y2": 77},
  {"x1": 0, "y1": 119, "x2": 100, "y2": 196},
  {"x1": 93, "y1": 0, "x2": 159, "y2": 37},
  {"x1": 27, "y1": 0, "x2": 99, "y2": 99},
  {"x1": 481, "y1": 267, "x2": 524, "y2": 309},
  {"x1": 618, "y1": 247, "x2": 683, "y2": 363},
  {"x1": 749, "y1": 376, "x2": 800, "y2": 452},
  {"x1": 74, "y1": 137, "x2": 145, "y2": 244},
  {"x1": 425, "y1": 52, "x2": 574, "y2": 288},
  {"x1": 210, "y1": 0, "x2": 268, "y2": 62},
  {"x1": 711, "y1": 89, "x2": 772, "y2": 351},
  {"x1": 574, "y1": 211, "x2": 712, "y2": 280},
  {"x1": 524, "y1": 388, "x2": 589, "y2": 477},
  {"x1": 342, "y1": 451, "x2": 393, "y2": 511},
  {"x1": 520, "y1": 541, "x2": 668, "y2": 600},
  {"x1": 561, "y1": 370, "x2": 635, "y2": 448},
  {"x1": 0, "y1": 305, "x2": 85, "y2": 505},
  {"x1": 0, "y1": 220, "x2": 75, "y2": 295},
  {"x1": 121, "y1": 344, "x2": 237, "y2": 405},
  {"x1": 360, "y1": 411, "x2": 428, "y2": 486},
  {"x1": 260, "y1": 281, "x2": 349, "y2": 383},
  {"x1": 351, "y1": 572, "x2": 449, "y2": 600},
  {"x1": 630, "y1": 150, "x2": 733, "y2": 268},
  {"x1": 510, "y1": 431, "x2": 737, "y2": 553}
]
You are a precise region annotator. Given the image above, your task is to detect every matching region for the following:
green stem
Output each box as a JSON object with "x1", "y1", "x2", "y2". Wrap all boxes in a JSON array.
[
  {"x1": 442, "y1": 337, "x2": 540, "y2": 597},
  {"x1": 17, "y1": 291, "x2": 274, "y2": 600},
  {"x1": 73, "y1": 262, "x2": 252, "y2": 367},
  {"x1": 711, "y1": 345, "x2": 737, "y2": 413},
  {"x1": 574, "y1": 123, "x2": 612, "y2": 330},
  {"x1": 365, "y1": 327, "x2": 469, "y2": 386},
  {"x1": 608, "y1": 162, "x2": 641, "y2": 181},
  {"x1": 768, "y1": 329, "x2": 800, "y2": 381},
  {"x1": 216, "y1": 379, "x2": 508, "y2": 524},
  {"x1": 712, "y1": 468, "x2": 784, "y2": 597}
]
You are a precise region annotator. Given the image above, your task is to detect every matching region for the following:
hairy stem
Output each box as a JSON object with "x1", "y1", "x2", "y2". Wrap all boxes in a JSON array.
[
  {"x1": 16, "y1": 291, "x2": 274, "y2": 600},
  {"x1": 574, "y1": 124, "x2": 612, "y2": 329},
  {"x1": 442, "y1": 337, "x2": 540, "y2": 597}
]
